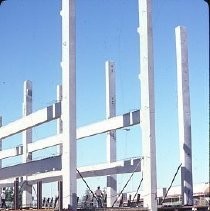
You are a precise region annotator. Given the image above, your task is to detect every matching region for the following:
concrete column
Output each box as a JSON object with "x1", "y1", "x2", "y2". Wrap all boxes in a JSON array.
[
  {"x1": 14, "y1": 179, "x2": 19, "y2": 210},
  {"x1": 61, "y1": 0, "x2": 77, "y2": 210},
  {"x1": 22, "y1": 80, "x2": 32, "y2": 207},
  {"x1": 58, "y1": 180, "x2": 63, "y2": 211},
  {"x1": 175, "y1": 26, "x2": 193, "y2": 206},
  {"x1": 105, "y1": 61, "x2": 117, "y2": 207},
  {"x1": 138, "y1": 0, "x2": 157, "y2": 210},
  {"x1": 37, "y1": 181, "x2": 42, "y2": 209},
  {"x1": 57, "y1": 85, "x2": 63, "y2": 155}
]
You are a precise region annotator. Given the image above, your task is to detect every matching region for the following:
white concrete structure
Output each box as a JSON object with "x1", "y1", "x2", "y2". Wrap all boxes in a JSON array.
[
  {"x1": 57, "y1": 85, "x2": 63, "y2": 155},
  {"x1": 0, "y1": 2, "x2": 195, "y2": 211},
  {"x1": 105, "y1": 61, "x2": 117, "y2": 207},
  {"x1": 0, "y1": 110, "x2": 139, "y2": 158},
  {"x1": 0, "y1": 0, "x2": 148, "y2": 209},
  {"x1": 0, "y1": 0, "x2": 149, "y2": 209},
  {"x1": 77, "y1": 110, "x2": 140, "y2": 139},
  {"x1": 0, "y1": 157, "x2": 141, "y2": 185},
  {"x1": 22, "y1": 80, "x2": 33, "y2": 207},
  {"x1": 0, "y1": 103, "x2": 61, "y2": 140},
  {"x1": 138, "y1": 0, "x2": 157, "y2": 210},
  {"x1": 175, "y1": 26, "x2": 193, "y2": 205},
  {"x1": 60, "y1": 0, "x2": 77, "y2": 209}
]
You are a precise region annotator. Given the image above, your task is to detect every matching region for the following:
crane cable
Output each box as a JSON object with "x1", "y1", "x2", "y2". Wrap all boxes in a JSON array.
[
  {"x1": 132, "y1": 176, "x2": 143, "y2": 202},
  {"x1": 76, "y1": 169, "x2": 97, "y2": 199},
  {"x1": 111, "y1": 158, "x2": 141, "y2": 207},
  {"x1": 161, "y1": 163, "x2": 182, "y2": 205}
]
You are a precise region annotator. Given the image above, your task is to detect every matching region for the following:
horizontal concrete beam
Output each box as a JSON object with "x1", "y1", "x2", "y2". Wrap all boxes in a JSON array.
[
  {"x1": 78, "y1": 157, "x2": 141, "y2": 178},
  {"x1": 0, "y1": 157, "x2": 141, "y2": 182},
  {"x1": 0, "y1": 109, "x2": 139, "y2": 145},
  {"x1": 0, "y1": 171, "x2": 62, "y2": 188},
  {"x1": 77, "y1": 110, "x2": 140, "y2": 139},
  {"x1": 0, "y1": 135, "x2": 62, "y2": 159},
  {"x1": 0, "y1": 148, "x2": 16, "y2": 160},
  {"x1": 0, "y1": 110, "x2": 139, "y2": 160},
  {"x1": 0, "y1": 156, "x2": 61, "y2": 180},
  {"x1": 27, "y1": 158, "x2": 141, "y2": 183},
  {"x1": 0, "y1": 178, "x2": 14, "y2": 188},
  {"x1": 0, "y1": 109, "x2": 140, "y2": 185},
  {"x1": 0, "y1": 145, "x2": 23, "y2": 160},
  {"x1": 28, "y1": 134, "x2": 62, "y2": 152},
  {"x1": 29, "y1": 171, "x2": 62, "y2": 184},
  {"x1": 0, "y1": 102, "x2": 61, "y2": 140}
]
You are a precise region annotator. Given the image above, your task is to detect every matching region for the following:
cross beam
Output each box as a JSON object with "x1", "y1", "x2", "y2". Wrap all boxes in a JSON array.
[
  {"x1": 0, "y1": 109, "x2": 140, "y2": 159},
  {"x1": 77, "y1": 110, "x2": 140, "y2": 139},
  {"x1": 0, "y1": 157, "x2": 141, "y2": 187},
  {"x1": 0, "y1": 102, "x2": 61, "y2": 140}
]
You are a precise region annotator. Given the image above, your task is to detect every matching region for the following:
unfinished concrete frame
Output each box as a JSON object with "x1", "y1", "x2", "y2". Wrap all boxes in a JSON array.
[{"x1": 0, "y1": 1, "x2": 193, "y2": 211}]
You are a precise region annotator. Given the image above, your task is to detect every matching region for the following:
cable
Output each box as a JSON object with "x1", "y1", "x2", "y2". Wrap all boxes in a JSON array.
[
  {"x1": 76, "y1": 169, "x2": 96, "y2": 199},
  {"x1": 111, "y1": 158, "x2": 141, "y2": 207},
  {"x1": 132, "y1": 177, "x2": 143, "y2": 202},
  {"x1": 160, "y1": 163, "x2": 182, "y2": 205}
]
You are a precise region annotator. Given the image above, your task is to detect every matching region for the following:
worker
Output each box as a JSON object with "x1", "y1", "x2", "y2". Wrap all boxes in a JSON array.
[
  {"x1": 95, "y1": 186, "x2": 103, "y2": 208},
  {"x1": 1, "y1": 188, "x2": 6, "y2": 208}
]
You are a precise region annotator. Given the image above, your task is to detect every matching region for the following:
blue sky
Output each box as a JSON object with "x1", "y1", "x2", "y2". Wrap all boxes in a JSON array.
[{"x1": 0, "y1": 0, "x2": 208, "y2": 198}]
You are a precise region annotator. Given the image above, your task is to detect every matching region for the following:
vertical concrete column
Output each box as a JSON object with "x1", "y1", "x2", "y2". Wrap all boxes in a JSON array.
[
  {"x1": 105, "y1": 61, "x2": 117, "y2": 207},
  {"x1": 57, "y1": 85, "x2": 63, "y2": 155},
  {"x1": 22, "y1": 80, "x2": 32, "y2": 207},
  {"x1": 61, "y1": 0, "x2": 77, "y2": 210},
  {"x1": 58, "y1": 181, "x2": 63, "y2": 211},
  {"x1": 175, "y1": 26, "x2": 193, "y2": 206},
  {"x1": 37, "y1": 181, "x2": 42, "y2": 209},
  {"x1": 14, "y1": 179, "x2": 19, "y2": 210},
  {"x1": 138, "y1": 0, "x2": 157, "y2": 210}
]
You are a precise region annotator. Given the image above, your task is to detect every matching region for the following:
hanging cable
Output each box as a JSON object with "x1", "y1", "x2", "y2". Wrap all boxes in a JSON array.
[
  {"x1": 76, "y1": 168, "x2": 96, "y2": 199},
  {"x1": 111, "y1": 158, "x2": 141, "y2": 207},
  {"x1": 161, "y1": 163, "x2": 182, "y2": 205},
  {"x1": 132, "y1": 177, "x2": 143, "y2": 202}
]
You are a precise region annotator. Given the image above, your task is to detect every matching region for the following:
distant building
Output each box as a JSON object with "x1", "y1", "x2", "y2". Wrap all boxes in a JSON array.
[{"x1": 124, "y1": 182, "x2": 210, "y2": 207}]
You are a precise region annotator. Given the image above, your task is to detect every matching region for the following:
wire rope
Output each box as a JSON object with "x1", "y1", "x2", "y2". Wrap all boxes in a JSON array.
[
  {"x1": 111, "y1": 158, "x2": 141, "y2": 207},
  {"x1": 76, "y1": 168, "x2": 96, "y2": 199},
  {"x1": 132, "y1": 176, "x2": 143, "y2": 202},
  {"x1": 161, "y1": 163, "x2": 182, "y2": 205}
]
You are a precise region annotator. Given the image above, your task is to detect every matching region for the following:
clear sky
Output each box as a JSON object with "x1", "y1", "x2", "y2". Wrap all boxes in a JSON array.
[{"x1": 0, "y1": 0, "x2": 209, "y2": 198}]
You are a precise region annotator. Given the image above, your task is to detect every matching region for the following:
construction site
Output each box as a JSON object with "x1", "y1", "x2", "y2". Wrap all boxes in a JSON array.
[{"x1": 0, "y1": 0, "x2": 209, "y2": 211}]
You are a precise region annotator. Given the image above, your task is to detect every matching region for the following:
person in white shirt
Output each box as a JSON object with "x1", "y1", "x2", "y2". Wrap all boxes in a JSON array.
[
  {"x1": 95, "y1": 186, "x2": 103, "y2": 208},
  {"x1": 1, "y1": 188, "x2": 6, "y2": 208}
]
